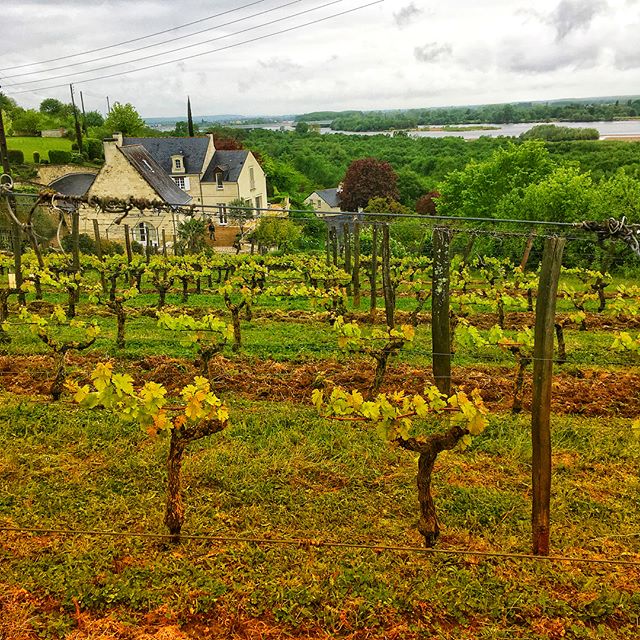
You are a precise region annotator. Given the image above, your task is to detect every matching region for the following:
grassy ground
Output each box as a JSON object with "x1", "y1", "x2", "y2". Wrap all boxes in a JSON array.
[
  {"x1": 1, "y1": 394, "x2": 639, "y2": 639},
  {"x1": 1, "y1": 276, "x2": 640, "y2": 638},
  {"x1": 7, "y1": 136, "x2": 73, "y2": 162}
]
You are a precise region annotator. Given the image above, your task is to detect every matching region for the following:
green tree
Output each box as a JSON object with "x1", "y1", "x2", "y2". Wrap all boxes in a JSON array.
[
  {"x1": 104, "y1": 102, "x2": 146, "y2": 136},
  {"x1": 437, "y1": 141, "x2": 557, "y2": 219},
  {"x1": 39, "y1": 98, "x2": 70, "y2": 117},
  {"x1": 252, "y1": 217, "x2": 301, "y2": 252},
  {"x1": 295, "y1": 121, "x2": 310, "y2": 134},
  {"x1": 177, "y1": 218, "x2": 206, "y2": 254},
  {"x1": 84, "y1": 110, "x2": 104, "y2": 128},
  {"x1": 12, "y1": 109, "x2": 42, "y2": 136}
]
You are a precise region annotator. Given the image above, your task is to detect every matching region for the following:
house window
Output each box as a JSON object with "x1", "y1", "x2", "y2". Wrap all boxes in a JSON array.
[
  {"x1": 215, "y1": 172, "x2": 223, "y2": 190},
  {"x1": 249, "y1": 167, "x2": 255, "y2": 190},
  {"x1": 175, "y1": 158, "x2": 182, "y2": 170},
  {"x1": 255, "y1": 196, "x2": 262, "y2": 211},
  {"x1": 172, "y1": 176, "x2": 189, "y2": 191},
  {"x1": 218, "y1": 204, "x2": 228, "y2": 225},
  {"x1": 132, "y1": 222, "x2": 157, "y2": 246}
]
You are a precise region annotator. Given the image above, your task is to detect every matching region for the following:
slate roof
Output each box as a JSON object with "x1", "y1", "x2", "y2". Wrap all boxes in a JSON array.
[
  {"x1": 119, "y1": 145, "x2": 192, "y2": 206},
  {"x1": 314, "y1": 188, "x2": 341, "y2": 208},
  {"x1": 202, "y1": 150, "x2": 250, "y2": 183},
  {"x1": 123, "y1": 136, "x2": 210, "y2": 175},
  {"x1": 49, "y1": 172, "x2": 97, "y2": 197}
]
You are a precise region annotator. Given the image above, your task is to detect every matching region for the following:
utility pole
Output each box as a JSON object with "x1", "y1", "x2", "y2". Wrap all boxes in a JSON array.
[
  {"x1": 0, "y1": 108, "x2": 25, "y2": 303},
  {"x1": 69, "y1": 84, "x2": 83, "y2": 153},
  {"x1": 187, "y1": 96, "x2": 194, "y2": 137},
  {"x1": 0, "y1": 107, "x2": 10, "y2": 173},
  {"x1": 79, "y1": 90, "x2": 88, "y2": 135},
  {"x1": 106, "y1": 96, "x2": 111, "y2": 114}
]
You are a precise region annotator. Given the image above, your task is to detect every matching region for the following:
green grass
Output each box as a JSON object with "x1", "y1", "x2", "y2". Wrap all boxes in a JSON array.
[
  {"x1": 2, "y1": 269, "x2": 640, "y2": 638},
  {"x1": 7, "y1": 136, "x2": 73, "y2": 163},
  {"x1": 0, "y1": 396, "x2": 638, "y2": 638}
]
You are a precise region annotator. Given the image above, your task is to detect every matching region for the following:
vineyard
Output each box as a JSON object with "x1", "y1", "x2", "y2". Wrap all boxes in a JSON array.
[{"x1": 1, "y1": 200, "x2": 640, "y2": 638}]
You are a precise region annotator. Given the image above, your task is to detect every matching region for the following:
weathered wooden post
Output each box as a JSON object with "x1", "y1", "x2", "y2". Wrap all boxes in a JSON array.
[
  {"x1": 162, "y1": 228, "x2": 167, "y2": 257},
  {"x1": 331, "y1": 226, "x2": 338, "y2": 267},
  {"x1": 370, "y1": 224, "x2": 378, "y2": 321},
  {"x1": 531, "y1": 235, "x2": 565, "y2": 555},
  {"x1": 92, "y1": 219, "x2": 107, "y2": 292},
  {"x1": 343, "y1": 222, "x2": 352, "y2": 297},
  {"x1": 325, "y1": 223, "x2": 331, "y2": 266},
  {"x1": 381, "y1": 224, "x2": 394, "y2": 328},
  {"x1": 432, "y1": 227, "x2": 452, "y2": 396},
  {"x1": 353, "y1": 220, "x2": 361, "y2": 308},
  {"x1": 123, "y1": 225, "x2": 133, "y2": 263}
]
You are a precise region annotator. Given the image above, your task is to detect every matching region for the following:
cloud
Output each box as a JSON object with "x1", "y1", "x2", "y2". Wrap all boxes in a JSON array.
[
  {"x1": 414, "y1": 42, "x2": 452, "y2": 63},
  {"x1": 546, "y1": 0, "x2": 607, "y2": 40},
  {"x1": 258, "y1": 58, "x2": 303, "y2": 74},
  {"x1": 393, "y1": 3, "x2": 423, "y2": 28}
]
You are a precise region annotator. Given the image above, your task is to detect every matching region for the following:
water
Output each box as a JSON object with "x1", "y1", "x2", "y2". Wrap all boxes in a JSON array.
[{"x1": 236, "y1": 120, "x2": 640, "y2": 140}]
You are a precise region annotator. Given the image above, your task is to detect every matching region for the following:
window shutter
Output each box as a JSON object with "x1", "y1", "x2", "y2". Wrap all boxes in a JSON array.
[{"x1": 184, "y1": 177, "x2": 191, "y2": 191}]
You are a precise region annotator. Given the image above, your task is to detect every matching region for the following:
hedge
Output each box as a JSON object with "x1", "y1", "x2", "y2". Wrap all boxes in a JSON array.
[{"x1": 48, "y1": 150, "x2": 73, "y2": 164}]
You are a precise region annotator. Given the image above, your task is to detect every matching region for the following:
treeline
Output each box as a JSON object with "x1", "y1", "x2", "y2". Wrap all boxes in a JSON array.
[
  {"x1": 520, "y1": 124, "x2": 599, "y2": 141},
  {"x1": 304, "y1": 99, "x2": 640, "y2": 132},
  {"x1": 212, "y1": 126, "x2": 640, "y2": 209}
]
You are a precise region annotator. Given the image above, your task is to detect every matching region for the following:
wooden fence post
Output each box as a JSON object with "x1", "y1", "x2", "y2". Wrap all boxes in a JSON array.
[
  {"x1": 162, "y1": 229, "x2": 167, "y2": 257},
  {"x1": 343, "y1": 222, "x2": 352, "y2": 297},
  {"x1": 432, "y1": 227, "x2": 452, "y2": 396},
  {"x1": 531, "y1": 236, "x2": 565, "y2": 555},
  {"x1": 325, "y1": 224, "x2": 331, "y2": 266},
  {"x1": 123, "y1": 225, "x2": 132, "y2": 263},
  {"x1": 92, "y1": 219, "x2": 107, "y2": 292},
  {"x1": 353, "y1": 221, "x2": 361, "y2": 308},
  {"x1": 381, "y1": 224, "x2": 395, "y2": 328},
  {"x1": 92, "y1": 219, "x2": 103, "y2": 260},
  {"x1": 331, "y1": 227, "x2": 338, "y2": 267},
  {"x1": 370, "y1": 224, "x2": 378, "y2": 321}
]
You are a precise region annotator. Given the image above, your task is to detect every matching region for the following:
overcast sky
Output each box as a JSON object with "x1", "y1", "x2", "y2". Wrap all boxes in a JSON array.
[{"x1": 1, "y1": 0, "x2": 639, "y2": 117}]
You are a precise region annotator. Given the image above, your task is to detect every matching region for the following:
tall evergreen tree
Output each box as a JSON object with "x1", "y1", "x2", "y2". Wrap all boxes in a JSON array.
[{"x1": 187, "y1": 97, "x2": 194, "y2": 138}]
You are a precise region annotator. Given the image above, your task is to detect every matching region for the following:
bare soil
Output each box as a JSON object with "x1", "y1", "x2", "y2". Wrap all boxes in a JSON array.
[{"x1": 1, "y1": 354, "x2": 638, "y2": 417}]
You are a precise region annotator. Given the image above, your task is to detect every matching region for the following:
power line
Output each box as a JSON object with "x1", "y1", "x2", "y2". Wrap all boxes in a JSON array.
[
  {"x1": 4, "y1": 1, "x2": 384, "y2": 95},
  {"x1": 0, "y1": 0, "x2": 308, "y2": 81},
  {"x1": 1, "y1": 0, "x2": 349, "y2": 89},
  {"x1": 0, "y1": 0, "x2": 269, "y2": 73},
  {"x1": 1, "y1": 526, "x2": 639, "y2": 567},
  {"x1": 7, "y1": 192, "x2": 579, "y2": 227}
]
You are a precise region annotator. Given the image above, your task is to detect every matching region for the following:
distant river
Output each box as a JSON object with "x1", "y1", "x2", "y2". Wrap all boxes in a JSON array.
[{"x1": 237, "y1": 120, "x2": 640, "y2": 140}]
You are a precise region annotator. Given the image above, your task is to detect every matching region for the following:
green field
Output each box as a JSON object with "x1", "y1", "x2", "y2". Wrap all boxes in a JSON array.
[
  {"x1": 1, "y1": 254, "x2": 639, "y2": 639},
  {"x1": 7, "y1": 136, "x2": 73, "y2": 162}
]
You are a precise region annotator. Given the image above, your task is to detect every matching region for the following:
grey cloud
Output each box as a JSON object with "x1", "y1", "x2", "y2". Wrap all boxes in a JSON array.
[
  {"x1": 500, "y1": 40, "x2": 601, "y2": 74},
  {"x1": 394, "y1": 3, "x2": 423, "y2": 28},
  {"x1": 414, "y1": 43, "x2": 452, "y2": 63},
  {"x1": 546, "y1": 0, "x2": 606, "y2": 40},
  {"x1": 258, "y1": 58, "x2": 303, "y2": 74}
]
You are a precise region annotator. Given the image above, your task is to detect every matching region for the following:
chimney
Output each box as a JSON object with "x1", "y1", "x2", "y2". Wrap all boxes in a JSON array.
[{"x1": 103, "y1": 132, "x2": 123, "y2": 163}]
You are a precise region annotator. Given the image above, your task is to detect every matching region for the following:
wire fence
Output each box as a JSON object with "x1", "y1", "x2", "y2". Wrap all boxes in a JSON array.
[{"x1": 1, "y1": 525, "x2": 639, "y2": 568}]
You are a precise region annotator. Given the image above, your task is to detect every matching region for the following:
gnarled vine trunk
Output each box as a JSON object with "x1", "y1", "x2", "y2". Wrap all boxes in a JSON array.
[
  {"x1": 399, "y1": 423, "x2": 467, "y2": 547},
  {"x1": 164, "y1": 419, "x2": 226, "y2": 543}
]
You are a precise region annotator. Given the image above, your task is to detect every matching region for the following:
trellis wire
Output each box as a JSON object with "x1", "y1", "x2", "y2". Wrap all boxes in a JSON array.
[{"x1": 1, "y1": 525, "x2": 639, "y2": 568}]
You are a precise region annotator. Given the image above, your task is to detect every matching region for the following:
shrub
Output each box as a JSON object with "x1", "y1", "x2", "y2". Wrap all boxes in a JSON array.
[
  {"x1": 7, "y1": 149, "x2": 24, "y2": 164},
  {"x1": 85, "y1": 138, "x2": 103, "y2": 161},
  {"x1": 33, "y1": 152, "x2": 40, "y2": 164},
  {"x1": 61, "y1": 233, "x2": 96, "y2": 254},
  {"x1": 49, "y1": 150, "x2": 72, "y2": 164},
  {"x1": 70, "y1": 152, "x2": 84, "y2": 164}
]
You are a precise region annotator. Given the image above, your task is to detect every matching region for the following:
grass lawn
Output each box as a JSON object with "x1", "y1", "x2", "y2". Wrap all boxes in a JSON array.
[
  {"x1": 0, "y1": 394, "x2": 639, "y2": 639},
  {"x1": 7, "y1": 136, "x2": 73, "y2": 163},
  {"x1": 1, "y1": 270, "x2": 639, "y2": 638}
]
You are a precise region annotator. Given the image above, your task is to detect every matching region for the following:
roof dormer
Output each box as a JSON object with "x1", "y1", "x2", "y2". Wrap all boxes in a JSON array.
[{"x1": 171, "y1": 152, "x2": 185, "y2": 174}]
